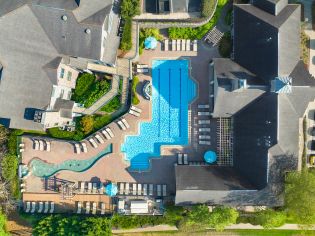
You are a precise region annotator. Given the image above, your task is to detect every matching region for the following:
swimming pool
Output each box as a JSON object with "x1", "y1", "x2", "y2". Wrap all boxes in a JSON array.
[
  {"x1": 30, "y1": 144, "x2": 113, "y2": 178},
  {"x1": 121, "y1": 60, "x2": 196, "y2": 171}
]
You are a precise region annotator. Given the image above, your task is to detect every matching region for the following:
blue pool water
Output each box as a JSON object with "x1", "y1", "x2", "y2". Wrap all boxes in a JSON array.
[{"x1": 121, "y1": 60, "x2": 196, "y2": 171}]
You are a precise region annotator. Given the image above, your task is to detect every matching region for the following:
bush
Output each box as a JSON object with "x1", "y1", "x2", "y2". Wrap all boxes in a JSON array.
[
  {"x1": 80, "y1": 116, "x2": 94, "y2": 135},
  {"x1": 120, "y1": 18, "x2": 132, "y2": 51},
  {"x1": 0, "y1": 212, "x2": 8, "y2": 236},
  {"x1": 93, "y1": 115, "x2": 111, "y2": 130},
  {"x1": 163, "y1": 205, "x2": 185, "y2": 226},
  {"x1": 84, "y1": 79, "x2": 111, "y2": 108},
  {"x1": 219, "y1": 32, "x2": 232, "y2": 58},
  {"x1": 225, "y1": 7, "x2": 232, "y2": 26},
  {"x1": 72, "y1": 73, "x2": 95, "y2": 101},
  {"x1": 131, "y1": 76, "x2": 140, "y2": 105},
  {"x1": 208, "y1": 206, "x2": 239, "y2": 232},
  {"x1": 120, "y1": 0, "x2": 140, "y2": 19},
  {"x1": 254, "y1": 209, "x2": 287, "y2": 229},
  {"x1": 1, "y1": 154, "x2": 18, "y2": 180},
  {"x1": 100, "y1": 96, "x2": 122, "y2": 113},
  {"x1": 111, "y1": 214, "x2": 165, "y2": 229},
  {"x1": 201, "y1": 0, "x2": 216, "y2": 18},
  {"x1": 47, "y1": 127, "x2": 75, "y2": 140},
  {"x1": 301, "y1": 30, "x2": 310, "y2": 66},
  {"x1": 178, "y1": 205, "x2": 211, "y2": 231}
]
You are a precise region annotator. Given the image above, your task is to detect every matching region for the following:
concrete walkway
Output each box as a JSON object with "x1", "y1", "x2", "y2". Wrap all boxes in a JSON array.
[{"x1": 82, "y1": 75, "x2": 120, "y2": 115}]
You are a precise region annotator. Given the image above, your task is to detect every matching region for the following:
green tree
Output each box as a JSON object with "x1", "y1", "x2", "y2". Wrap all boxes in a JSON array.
[
  {"x1": 179, "y1": 205, "x2": 211, "y2": 231},
  {"x1": 0, "y1": 211, "x2": 9, "y2": 236},
  {"x1": 120, "y1": 0, "x2": 140, "y2": 19},
  {"x1": 82, "y1": 217, "x2": 112, "y2": 236},
  {"x1": 285, "y1": 170, "x2": 315, "y2": 225},
  {"x1": 72, "y1": 73, "x2": 95, "y2": 102},
  {"x1": 80, "y1": 116, "x2": 94, "y2": 135},
  {"x1": 255, "y1": 209, "x2": 287, "y2": 229},
  {"x1": 1, "y1": 154, "x2": 18, "y2": 180},
  {"x1": 208, "y1": 206, "x2": 239, "y2": 232}
]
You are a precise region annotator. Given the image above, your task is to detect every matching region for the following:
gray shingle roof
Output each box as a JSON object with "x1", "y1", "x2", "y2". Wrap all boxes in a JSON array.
[{"x1": 32, "y1": 0, "x2": 79, "y2": 10}]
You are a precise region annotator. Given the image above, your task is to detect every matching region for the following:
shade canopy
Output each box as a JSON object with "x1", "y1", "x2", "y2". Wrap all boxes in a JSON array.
[
  {"x1": 105, "y1": 183, "x2": 118, "y2": 196},
  {"x1": 204, "y1": 151, "x2": 217, "y2": 164},
  {"x1": 144, "y1": 37, "x2": 158, "y2": 49}
]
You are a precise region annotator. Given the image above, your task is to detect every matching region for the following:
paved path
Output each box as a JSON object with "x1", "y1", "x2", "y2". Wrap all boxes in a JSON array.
[{"x1": 82, "y1": 75, "x2": 120, "y2": 115}]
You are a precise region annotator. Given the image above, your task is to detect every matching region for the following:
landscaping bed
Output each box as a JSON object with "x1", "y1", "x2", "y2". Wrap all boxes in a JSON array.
[
  {"x1": 132, "y1": 76, "x2": 140, "y2": 105},
  {"x1": 301, "y1": 30, "x2": 310, "y2": 67}
]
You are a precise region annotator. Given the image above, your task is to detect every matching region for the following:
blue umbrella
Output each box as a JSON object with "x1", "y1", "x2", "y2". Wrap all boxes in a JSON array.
[
  {"x1": 144, "y1": 37, "x2": 158, "y2": 49},
  {"x1": 204, "y1": 151, "x2": 217, "y2": 164},
  {"x1": 105, "y1": 183, "x2": 118, "y2": 196}
]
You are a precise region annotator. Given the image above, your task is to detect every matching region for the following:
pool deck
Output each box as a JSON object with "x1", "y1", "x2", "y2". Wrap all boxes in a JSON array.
[{"x1": 20, "y1": 41, "x2": 220, "y2": 211}]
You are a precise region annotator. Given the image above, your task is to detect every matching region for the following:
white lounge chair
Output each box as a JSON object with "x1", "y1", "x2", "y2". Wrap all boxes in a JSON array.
[
  {"x1": 129, "y1": 109, "x2": 140, "y2": 117},
  {"x1": 100, "y1": 202, "x2": 105, "y2": 215},
  {"x1": 198, "y1": 112, "x2": 210, "y2": 116},
  {"x1": 25, "y1": 202, "x2": 31, "y2": 213},
  {"x1": 89, "y1": 138, "x2": 98, "y2": 148},
  {"x1": 46, "y1": 141, "x2": 51, "y2": 152},
  {"x1": 117, "y1": 120, "x2": 126, "y2": 130},
  {"x1": 131, "y1": 106, "x2": 142, "y2": 113},
  {"x1": 49, "y1": 202, "x2": 54, "y2": 213},
  {"x1": 75, "y1": 143, "x2": 81, "y2": 154},
  {"x1": 92, "y1": 183, "x2": 98, "y2": 193},
  {"x1": 81, "y1": 142, "x2": 88, "y2": 153},
  {"x1": 77, "y1": 202, "x2": 82, "y2": 214},
  {"x1": 38, "y1": 202, "x2": 43, "y2": 213},
  {"x1": 157, "y1": 185, "x2": 162, "y2": 196},
  {"x1": 122, "y1": 118, "x2": 130, "y2": 129},
  {"x1": 162, "y1": 185, "x2": 167, "y2": 197},
  {"x1": 198, "y1": 120, "x2": 211, "y2": 125},
  {"x1": 88, "y1": 182, "x2": 92, "y2": 193},
  {"x1": 102, "y1": 130, "x2": 111, "y2": 140},
  {"x1": 193, "y1": 40, "x2": 198, "y2": 52},
  {"x1": 92, "y1": 202, "x2": 97, "y2": 214},
  {"x1": 85, "y1": 202, "x2": 90, "y2": 214},
  {"x1": 172, "y1": 39, "x2": 176, "y2": 51},
  {"x1": 149, "y1": 184, "x2": 153, "y2": 196},
  {"x1": 199, "y1": 140, "x2": 211, "y2": 145},
  {"x1": 137, "y1": 184, "x2": 142, "y2": 195},
  {"x1": 186, "y1": 39, "x2": 190, "y2": 51},
  {"x1": 119, "y1": 183, "x2": 124, "y2": 195},
  {"x1": 164, "y1": 39, "x2": 169, "y2": 51},
  {"x1": 199, "y1": 135, "x2": 211, "y2": 140},
  {"x1": 19, "y1": 143, "x2": 25, "y2": 148},
  {"x1": 95, "y1": 134, "x2": 104, "y2": 144},
  {"x1": 30, "y1": 202, "x2": 36, "y2": 213},
  {"x1": 80, "y1": 182, "x2": 85, "y2": 193},
  {"x1": 177, "y1": 153, "x2": 183, "y2": 165},
  {"x1": 181, "y1": 39, "x2": 186, "y2": 51},
  {"x1": 105, "y1": 128, "x2": 114, "y2": 138},
  {"x1": 125, "y1": 183, "x2": 130, "y2": 195},
  {"x1": 39, "y1": 140, "x2": 44, "y2": 151},
  {"x1": 143, "y1": 184, "x2": 148, "y2": 196},
  {"x1": 132, "y1": 183, "x2": 137, "y2": 195},
  {"x1": 20, "y1": 148, "x2": 25, "y2": 152},
  {"x1": 176, "y1": 40, "x2": 180, "y2": 51},
  {"x1": 34, "y1": 140, "x2": 39, "y2": 150},
  {"x1": 183, "y1": 154, "x2": 188, "y2": 165},
  {"x1": 199, "y1": 128, "x2": 211, "y2": 132},
  {"x1": 44, "y1": 202, "x2": 49, "y2": 213},
  {"x1": 198, "y1": 104, "x2": 210, "y2": 109}
]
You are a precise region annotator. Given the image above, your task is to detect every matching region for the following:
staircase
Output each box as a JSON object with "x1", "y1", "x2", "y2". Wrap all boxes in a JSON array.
[{"x1": 121, "y1": 77, "x2": 130, "y2": 105}]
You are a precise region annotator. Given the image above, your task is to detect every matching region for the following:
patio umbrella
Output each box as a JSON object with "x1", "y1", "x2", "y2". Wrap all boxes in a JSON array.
[
  {"x1": 204, "y1": 151, "x2": 217, "y2": 164},
  {"x1": 105, "y1": 183, "x2": 118, "y2": 196},
  {"x1": 144, "y1": 37, "x2": 158, "y2": 50}
]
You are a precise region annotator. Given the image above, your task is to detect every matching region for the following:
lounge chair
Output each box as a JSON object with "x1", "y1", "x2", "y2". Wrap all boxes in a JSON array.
[
  {"x1": 199, "y1": 140, "x2": 211, "y2": 145},
  {"x1": 85, "y1": 202, "x2": 90, "y2": 214},
  {"x1": 20, "y1": 148, "x2": 25, "y2": 152},
  {"x1": 129, "y1": 109, "x2": 140, "y2": 117},
  {"x1": 137, "y1": 184, "x2": 142, "y2": 195},
  {"x1": 39, "y1": 140, "x2": 44, "y2": 151},
  {"x1": 172, "y1": 39, "x2": 176, "y2": 51},
  {"x1": 92, "y1": 202, "x2": 97, "y2": 214},
  {"x1": 199, "y1": 135, "x2": 211, "y2": 140},
  {"x1": 181, "y1": 39, "x2": 186, "y2": 51},
  {"x1": 164, "y1": 39, "x2": 169, "y2": 51},
  {"x1": 46, "y1": 141, "x2": 51, "y2": 152},
  {"x1": 105, "y1": 128, "x2": 114, "y2": 138},
  {"x1": 101, "y1": 203, "x2": 105, "y2": 215},
  {"x1": 117, "y1": 120, "x2": 127, "y2": 130},
  {"x1": 193, "y1": 40, "x2": 198, "y2": 51},
  {"x1": 176, "y1": 40, "x2": 180, "y2": 51},
  {"x1": 119, "y1": 183, "x2": 124, "y2": 195},
  {"x1": 177, "y1": 153, "x2": 183, "y2": 165},
  {"x1": 44, "y1": 202, "x2": 49, "y2": 213},
  {"x1": 198, "y1": 112, "x2": 210, "y2": 116},
  {"x1": 99, "y1": 184, "x2": 104, "y2": 194},
  {"x1": 49, "y1": 202, "x2": 54, "y2": 213},
  {"x1": 89, "y1": 138, "x2": 98, "y2": 148},
  {"x1": 198, "y1": 120, "x2": 211, "y2": 125},
  {"x1": 131, "y1": 106, "x2": 142, "y2": 113},
  {"x1": 122, "y1": 118, "x2": 130, "y2": 129},
  {"x1": 88, "y1": 182, "x2": 92, "y2": 193},
  {"x1": 92, "y1": 183, "x2": 98, "y2": 193},
  {"x1": 38, "y1": 202, "x2": 43, "y2": 213},
  {"x1": 149, "y1": 184, "x2": 153, "y2": 196},
  {"x1": 75, "y1": 143, "x2": 81, "y2": 154},
  {"x1": 162, "y1": 185, "x2": 167, "y2": 197},
  {"x1": 77, "y1": 202, "x2": 82, "y2": 214},
  {"x1": 157, "y1": 185, "x2": 162, "y2": 197},
  {"x1": 102, "y1": 129, "x2": 111, "y2": 140},
  {"x1": 125, "y1": 183, "x2": 130, "y2": 195},
  {"x1": 198, "y1": 104, "x2": 210, "y2": 109},
  {"x1": 143, "y1": 184, "x2": 148, "y2": 195},
  {"x1": 25, "y1": 202, "x2": 31, "y2": 213},
  {"x1": 34, "y1": 140, "x2": 39, "y2": 150},
  {"x1": 95, "y1": 134, "x2": 104, "y2": 144},
  {"x1": 186, "y1": 39, "x2": 190, "y2": 51},
  {"x1": 183, "y1": 154, "x2": 188, "y2": 165},
  {"x1": 81, "y1": 142, "x2": 88, "y2": 153},
  {"x1": 199, "y1": 128, "x2": 211, "y2": 132},
  {"x1": 30, "y1": 202, "x2": 36, "y2": 213},
  {"x1": 132, "y1": 183, "x2": 137, "y2": 195},
  {"x1": 19, "y1": 143, "x2": 25, "y2": 148}
]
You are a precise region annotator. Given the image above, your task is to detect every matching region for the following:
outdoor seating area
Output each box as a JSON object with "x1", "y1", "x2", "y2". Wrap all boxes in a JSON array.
[
  {"x1": 196, "y1": 104, "x2": 212, "y2": 146},
  {"x1": 117, "y1": 182, "x2": 167, "y2": 197},
  {"x1": 117, "y1": 118, "x2": 130, "y2": 130},
  {"x1": 117, "y1": 199, "x2": 164, "y2": 215},
  {"x1": 203, "y1": 26, "x2": 224, "y2": 46},
  {"x1": 164, "y1": 39, "x2": 198, "y2": 52},
  {"x1": 136, "y1": 64, "x2": 149, "y2": 74},
  {"x1": 76, "y1": 201, "x2": 108, "y2": 215},
  {"x1": 32, "y1": 139, "x2": 51, "y2": 152},
  {"x1": 128, "y1": 106, "x2": 142, "y2": 117},
  {"x1": 177, "y1": 153, "x2": 188, "y2": 165},
  {"x1": 24, "y1": 201, "x2": 55, "y2": 214}
]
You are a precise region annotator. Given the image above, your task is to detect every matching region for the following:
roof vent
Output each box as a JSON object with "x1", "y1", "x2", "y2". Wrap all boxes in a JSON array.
[
  {"x1": 61, "y1": 15, "x2": 68, "y2": 21},
  {"x1": 85, "y1": 28, "x2": 91, "y2": 34}
]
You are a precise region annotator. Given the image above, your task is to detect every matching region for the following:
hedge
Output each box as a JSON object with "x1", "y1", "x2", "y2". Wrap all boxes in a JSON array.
[
  {"x1": 100, "y1": 96, "x2": 122, "y2": 113},
  {"x1": 120, "y1": 18, "x2": 132, "y2": 51},
  {"x1": 72, "y1": 73, "x2": 95, "y2": 101},
  {"x1": 131, "y1": 76, "x2": 140, "y2": 105},
  {"x1": 201, "y1": 0, "x2": 217, "y2": 18}
]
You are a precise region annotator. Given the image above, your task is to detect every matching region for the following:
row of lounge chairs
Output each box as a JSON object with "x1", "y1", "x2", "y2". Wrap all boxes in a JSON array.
[
  {"x1": 74, "y1": 142, "x2": 88, "y2": 154},
  {"x1": 117, "y1": 182, "x2": 167, "y2": 197},
  {"x1": 177, "y1": 153, "x2": 188, "y2": 165},
  {"x1": 79, "y1": 182, "x2": 104, "y2": 194},
  {"x1": 197, "y1": 104, "x2": 211, "y2": 146},
  {"x1": 77, "y1": 201, "x2": 106, "y2": 215},
  {"x1": 88, "y1": 127, "x2": 114, "y2": 148},
  {"x1": 136, "y1": 64, "x2": 149, "y2": 74},
  {"x1": 198, "y1": 112, "x2": 210, "y2": 116},
  {"x1": 117, "y1": 118, "x2": 130, "y2": 130},
  {"x1": 33, "y1": 139, "x2": 51, "y2": 152},
  {"x1": 164, "y1": 39, "x2": 198, "y2": 52},
  {"x1": 129, "y1": 106, "x2": 142, "y2": 117},
  {"x1": 24, "y1": 201, "x2": 54, "y2": 213},
  {"x1": 19, "y1": 143, "x2": 25, "y2": 152}
]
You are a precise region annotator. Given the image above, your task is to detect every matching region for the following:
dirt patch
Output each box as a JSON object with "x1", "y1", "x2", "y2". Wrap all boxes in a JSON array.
[{"x1": 6, "y1": 211, "x2": 32, "y2": 233}]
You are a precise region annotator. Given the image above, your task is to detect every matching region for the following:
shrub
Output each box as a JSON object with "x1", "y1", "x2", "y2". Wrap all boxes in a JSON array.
[
  {"x1": 219, "y1": 32, "x2": 232, "y2": 58},
  {"x1": 120, "y1": 18, "x2": 132, "y2": 51},
  {"x1": 201, "y1": 0, "x2": 216, "y2": 18},
  {"x1": 93, "y1": 115, "x2": 111, "y2": 130},
  {"x1": 120, "y1": 0, "x2": 140, "y2": 19},
  {"x1": 1, "y1": 154, "x2": 18, "y2": 180},
  {"x1": 100, "y1": 96, "x2": 122, "y2": 113},
  {"x1": 47, "y1": 128, "x2": 75, "y2": 140},
  {"x1": 131, "y1": 76, "x2": 140, "y2": 105},
  {"x1": 179, "y1": 205, "x2": 211, "y2": 231},
  {"x1": 225, "y1": 7, "x2": 232, "y2": 26},
  {"x1": 163, "y1": 205, "x2": 185, "y2": 226},
  {"x1": 254, "y1": 209, "x2": 287, "y2": 229},
  {"x1": 208, "y1": 206, "x2": 239, "y2": 232},
  {"x1": 72, "y1": 73, "x2": 95, "y2": 102},
  {"x1": 84, "y1": 79, "x2": 111, "y2": 108},
  {"x1": 80, "y1": 116, "x2": 94, "y2": 135},
  {"x1": 0, "y1": 212, "x2": 8, "y2": 236},
  {"x1": 301, "y1": 30, "x2": 310, "y2": 66}
]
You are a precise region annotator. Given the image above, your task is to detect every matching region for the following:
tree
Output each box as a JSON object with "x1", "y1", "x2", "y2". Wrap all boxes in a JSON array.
[
  {"x1": 120, "y1": 0, "x2": 140, "y2": 19},
  {"x1": 179, "y1": 205, "x2": 211, "y2": 231},
  {"x1": 80, "y1": 116, "x2": 94, "y2": 135},
  {"x1": 0, "y1": 211, "x2": 9, "y2": 236},
  {"x1": 1, "y1": 154, "x2": 18, "y2": 180},
  {"x1": 208, "y1": 206, "x2": 239, "y2": 232},
  {"x1": 81, "y1": 217, "x2": 111, "y2": 236},
  {"x1": 285, "y1": 170, "x2": 315, "y2": 225},
  {"x1": 255, "y1": 209, "x2": 286, "y2": 229}
]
